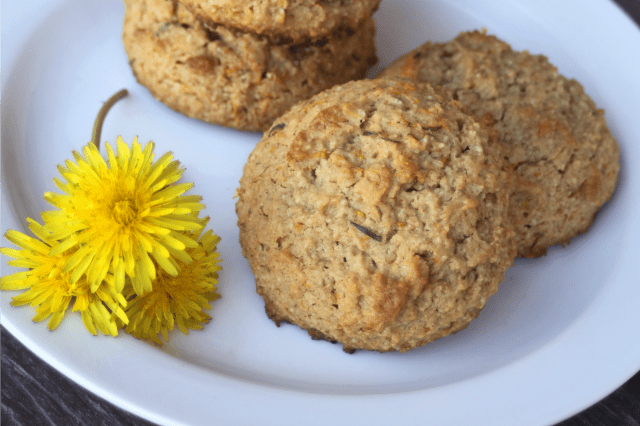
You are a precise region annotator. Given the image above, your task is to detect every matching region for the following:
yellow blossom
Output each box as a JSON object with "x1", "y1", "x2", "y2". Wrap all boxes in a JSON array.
[
  {"x1": 0, "y1": 219, "x2": 127, "y2": 335},
  {"x1": 124, "y1": 217, "x2": 222, "y2": 344},
  {"x1": 42, "y1": 137, "x2": 205, "y2": 295}
]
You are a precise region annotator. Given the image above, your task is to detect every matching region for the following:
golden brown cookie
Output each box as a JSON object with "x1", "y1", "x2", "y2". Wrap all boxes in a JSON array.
[
  {"x1": 122, "y1": 0, "x2": 377, "y2": 132},
  {"x1": 378, "y1": 30, "x2": 620, "y2": 257},
  {"x1": 236, "y1": 77, "x2": 517, "y2": 353},
  {"x1": 178, "y1": 0, "x2": 381, "y2": 43}
]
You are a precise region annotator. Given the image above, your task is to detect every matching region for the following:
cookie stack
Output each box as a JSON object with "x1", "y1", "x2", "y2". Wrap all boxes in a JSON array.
[
  {"x1": 235, "y1": 31, "x2": 620, "y2": 353},
  {"x1": 122, "y1": 0, "x2": 380, "y2": 132}
]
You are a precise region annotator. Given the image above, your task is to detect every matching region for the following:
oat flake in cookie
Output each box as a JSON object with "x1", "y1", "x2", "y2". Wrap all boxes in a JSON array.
[
  {"x1": 379, "y1": 30, "x2": 620, "y2": 258},
  {"x1": 122, "y1": 0, "x2": 377, "y2": 132},
  {"x1": 236, "y1": 77, "x2": 517, "y2": 353},
  {"x1": 178, "y1": 0, "x2": 381, "y2": 43}
]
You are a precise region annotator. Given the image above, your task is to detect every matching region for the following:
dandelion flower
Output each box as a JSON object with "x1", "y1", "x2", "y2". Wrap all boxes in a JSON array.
[
  {"x1": 1, "y1": 89, "x2": 223, "y2": 340},
  {"x1": 0, "y1": 219, "x2": 127, "y2": 335},
  {"x1": 42, "y1": 136, "x2": 205, "y2": 295},
  {"x1": 124, "y1": 218, "x2": 222, "y2": 344}
]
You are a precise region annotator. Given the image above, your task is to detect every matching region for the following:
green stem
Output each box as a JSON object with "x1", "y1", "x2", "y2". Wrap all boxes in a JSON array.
[{"x1": 91, "y1": 89, "x2": 129, "y2": 149}]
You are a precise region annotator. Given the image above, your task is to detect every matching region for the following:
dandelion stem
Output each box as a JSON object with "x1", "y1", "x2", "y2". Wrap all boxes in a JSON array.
[{"x1": 91, "y1": 89, "x2": 129, "y2": 150}]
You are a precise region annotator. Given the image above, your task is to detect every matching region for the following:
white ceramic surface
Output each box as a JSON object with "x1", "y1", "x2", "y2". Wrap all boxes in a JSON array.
[{"x1": 2, "y1": 1, "x2": 640, "y2": 425}]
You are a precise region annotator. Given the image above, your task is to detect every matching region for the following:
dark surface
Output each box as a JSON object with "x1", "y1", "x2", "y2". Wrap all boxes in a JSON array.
[{"x1": 2, "y1": 1, "x2": 640, "y2": 425}]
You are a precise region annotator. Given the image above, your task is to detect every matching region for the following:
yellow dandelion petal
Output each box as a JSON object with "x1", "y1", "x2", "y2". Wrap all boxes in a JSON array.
[
  {"x1": 29, "y1": 285, "x2": 56, "y2": 307},
  {"x1": 166, "y1": 244, "x2": 194, "y2": 265},
  {"x1": 139, "y1": 139, "x2": 155, "y2": 166},
  {"x1": 130, "y1": 275, "x2": 144, "y2": 297},
  {"x1": 50, "y1": 289, "x2": 66, "y2": 314},
  {"x1": 176, "y1": 315, "x2": 188, "y2": 335},
  {"x1": 147, "y1": 173, "x2": 180, "y2": 195},
  {"x1": 151, "y1": 249, "x2": 179, "y2": 276},
  {"x1": 165, "y1": 307, "x2": 175, "y2": 330},
  {"x1": 115, "y1": 137, "x2": 132, "y2": 170},
  {"x1": 139, "y1": 250, "x2": 156, "y2": 280},
  {"x1": 10, "y1": 289, "x2": 39, "y2": 306},
  {"x1": 69, "y1": 251, "x2": 95, "y2": 286},
  {"x1": 178, "y1": 194, "x2": 206, "y2": 206},
  {"x1": 87, "y1": 249, "x2": 113, "y2": 290},
  {"x1": 105, "y1": 141, "x2": 119, "y2": 171},
  {"x1": 95, "y1": 286, "x2": 114, "y2": 305},
  {"x1": 159, "y1": 233, "x2": 188, "y2": 251},
  {"x1": 169, "y1": 231, "x2": 200, "y2": 249},
  {"x1": 145, "y1": 207, "x2": 177, "y2": 218},
  {"x1": 89, "y1": 302, "x2": 111, "y2": 336},
  {"x1": 138, "y1": 315, "x2": 154, "y2": 339},
  {"x1": 33, "y1": 308, "x2": 52, "y2": 323},
  {"x1": 1, "y1": 271, "x2": 33, "y2": 291},
  {"x1": 154, "y1": 157, "x2": 182, "y2": 181},
  {"x1": 6, "y1": 258, "x2": 40, "y2": 269},
  {"x1": 150, "y1": 216, "x2": 203, "y2": 232},
  {"x1": 168, "y1": 207, "x2": 192, "y2": 215},
  {"x1": 115, "y1": 291, "x2": 128, "y2": 307},
  {"x1": 1, "y1": 247, "x2": 24, "y2": 259},
  {"x1": 113, "y1": 306, "x2": 129, "y2": 325},
  {"x1": 137, "y1": 231, "x2": 165, "y2": 254},
  {"x1": 123, "y1": 245, "x2": 136, "y2": 276},
  {"x1": 47, "y1": 303, "x2": 70, "y2": 331},
  {"x1": 47, "y1": 234, "x2": 80, "y2": 256},
  {"x1": 72, "y1": 148, "x2": 87, "y2": 164},
  {"x1": 185, "y1": 321, "x2": 204, "y2": 331},
  {"x1": 127, "y1": 139, "x2": 144, "y2": 170},
  {"x1": 81, "y1": 309, "x2": 98, "y2": 335},
  {"x1": 53, "y1": 177, "x2": 72, "y2": 195},
  {"x1": 4, "y1": 229, "x2": 50, "y2": 254},
  {"x1": 160, "y1": 327, "x2": 169, "y2": 342},
  {"x1": 154, "y1": 302, "x2": 165, "y2": 322},
  {"x1": 60, "y1": 161, "x2": 82, "y2": 184},
  {"x1": 145, "y1": 151, "x2": 174, "y2": 184},
  {"x1": 133, "y1": 261, "x2": 154, "y2": 295},
  {"x1": 60, "y1": 243, "x2": 92, "y2": 273},
  {"x1": 83, "y1": 143, "x2": 107, "y2": 171},
  {"x1": 151, "y1": 183, "x2": 194, "y2": 203},
  {"x1": 134, "y1": 221, "x2": 171, "y2": 236},
  {"x1": 73, "y1": 293, "x2": 90, "y2": 312},
  {"x1": 114, "y1": 261, "x2": 126, "y2": 293},
  {"x1": 206, "y1": 293, "x2": 222, "y2": 303}
]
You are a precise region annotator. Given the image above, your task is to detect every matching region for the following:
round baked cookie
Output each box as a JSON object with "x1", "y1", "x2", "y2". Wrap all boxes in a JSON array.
[
  {"x1": 122, "y1": 0, "x2": 378, "y2": 132},
  {"x1": 236, "y1": 77, "x2": 517, "y2": 353},
  {"x1": 378, "y1": 30, "x2": 620, "y2": 258},
  {"x1": 177, "y1": 0, "x2": 381, "y2": 43}
]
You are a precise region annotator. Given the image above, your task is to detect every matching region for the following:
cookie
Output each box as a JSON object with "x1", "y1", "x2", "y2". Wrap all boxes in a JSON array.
[
  {"x1": 122, "y1": 0, "x2": 377, "y2": 132},
  {"x1": 236, "y1": 77, "x2": 517, "y2": 353},
  {"x1": 177, "y1": 0, "x2": 381, "y2": 43},
  {"x1": 378, "y1": 30, "x2": 620, "y2": 257}
]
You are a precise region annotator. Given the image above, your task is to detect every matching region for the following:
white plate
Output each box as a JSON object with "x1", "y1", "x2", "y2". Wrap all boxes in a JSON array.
[{"x1": 2, "y1": 0, "x2": 640, "y2": 425}]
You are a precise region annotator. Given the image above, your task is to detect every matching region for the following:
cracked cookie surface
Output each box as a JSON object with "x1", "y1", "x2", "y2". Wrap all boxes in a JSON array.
[
  {"x1": 178, "y1": 0, "x2": 381, "y2": 43},
  {"x1": 122, "y1": 0, "x2": 377, "y2": 131},
  {"x1": 236, "y1": 77, "x2": 517, "y2": 352},
  {"x1": 378, "y1": 30, "x2": 620, "y2": 257}
]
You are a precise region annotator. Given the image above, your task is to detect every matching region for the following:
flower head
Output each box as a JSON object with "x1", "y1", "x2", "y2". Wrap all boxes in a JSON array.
[
  {"x1": 1, "y1": 219, "x2": 127, "y2": 335},
  {"x1": 42, "y1": 137, "x2": 205, "y2": 295},
  {"x1": 124, "y1": 218, "x2": 222, "y2": 344}
]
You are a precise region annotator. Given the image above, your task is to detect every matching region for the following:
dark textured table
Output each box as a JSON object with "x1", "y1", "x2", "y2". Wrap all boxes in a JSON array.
[{"x1": 3, "y1": 1, "x2": 640, "y2": 425}]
